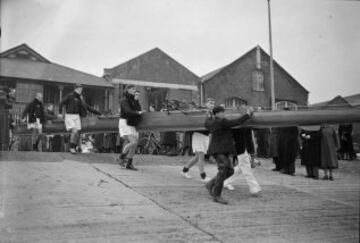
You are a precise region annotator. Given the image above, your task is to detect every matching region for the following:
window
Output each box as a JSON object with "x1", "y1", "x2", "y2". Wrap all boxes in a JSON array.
[
  {"x1": 252, "y1": 69, "x2": 265, "y2": 91},
  {"x1": 16, "y1": 82, "x2": 43, "y2": 103},
  {"x1": 224, "y1": 97, "x2": 247, "y2": 108},
  {"x1": 275, "y1": 101, "x2": 298, "y2": 110}
]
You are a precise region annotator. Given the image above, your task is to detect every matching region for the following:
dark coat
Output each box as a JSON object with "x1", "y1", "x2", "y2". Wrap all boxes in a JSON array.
[
  {"x1": 120, "y1": 92, "x2": 142, "y2": 126},
  {"x1": 338, "y1": 124, "x2": 354, "y2": 154},
  {"x1": 278, "y1": 127, "x2": 299, "y2": 164},
  {"x1": 205, "y1": 114, "x2": 250, "y2": 155},
  {"x1": 268, "y1": 127, "x2": 280, "y2": 157},
  {"x1": 300, "y1": 129, "x2": 321, "y2": 167},
  {"x1": 22, "y1": 98, "x2": 45, "y2": 124},
  {"x1": 59, "y1": 91, "x2": 101, "y2": 117},
  {"x1": 320, "y1": 126, "x2": 339, "y2": 169},
  {"x1": 232, "y1": 128, "x2": 254, "y2": 155}
]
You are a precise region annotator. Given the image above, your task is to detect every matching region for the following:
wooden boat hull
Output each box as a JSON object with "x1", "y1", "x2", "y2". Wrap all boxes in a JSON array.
[{"x1": 13, "y1": 108, "x2": 360, "y2": 135}]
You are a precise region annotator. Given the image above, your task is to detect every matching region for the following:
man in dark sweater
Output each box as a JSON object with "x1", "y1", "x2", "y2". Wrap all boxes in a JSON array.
[
  {"x1": 59, "y1": 84, "x2": 101, "y2": 153},
  {"x1": 205, "y1": 105, "x2": 254, "y2": 204},
  {"x1": 21, "y1": 92, "x2": 45, "y2": 151}
]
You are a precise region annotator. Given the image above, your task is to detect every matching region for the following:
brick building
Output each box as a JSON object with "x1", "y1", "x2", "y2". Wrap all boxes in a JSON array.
[
  {"x1": 0, "y1": 44, "x2": 113, "y2": 119},
  {"x1": 201, "y1": 46, "x2": 309, "y2": 110},
  {"x1": 104, "y1": 48, "x2": 199, "y2": 112}
]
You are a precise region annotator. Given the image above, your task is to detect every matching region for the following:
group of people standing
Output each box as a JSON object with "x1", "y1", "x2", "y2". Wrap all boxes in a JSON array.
[{"x1": 270, "y1": 124, "x2": 342, "y2": 181}]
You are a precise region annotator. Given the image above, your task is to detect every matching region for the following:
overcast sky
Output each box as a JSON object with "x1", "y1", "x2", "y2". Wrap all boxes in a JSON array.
[{"x1": 1, "y1": 0, "x2": 359, "y2": 103}]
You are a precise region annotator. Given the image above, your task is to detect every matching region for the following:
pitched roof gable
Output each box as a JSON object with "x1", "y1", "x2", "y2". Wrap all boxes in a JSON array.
[
  {"x1": 104, "y1": 47, "x2": 200, "y2": 86},
  {"x1": 0, "y1": 44, "x2": 112, "y2": 87},
  {"x1": 343, "y1": 93, "x2": 360, "y2": 107},
  {"x1": 201, "y1": 45, "x2": 309, "y2": 94},
  {"x1": 0, "y1": 43, "x2": 50, "y2": 63},
  {"x1": 311, "y1": 95, "x2": 352, "y2": 108}
]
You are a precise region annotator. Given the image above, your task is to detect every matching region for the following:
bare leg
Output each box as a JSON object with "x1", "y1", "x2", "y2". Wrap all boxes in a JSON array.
[
  {"x1": 123, "y1": 135, "x2": 138, "y2": 159},
  {"x1": 197, "y1": 152, "x2": 206, "y2": 174},
  {"x1": 323, "y1": 169, "x2": 328, "y2": 179},
  {"x1": 185, "y1": 153, "x2": 199, "y2": 169}
]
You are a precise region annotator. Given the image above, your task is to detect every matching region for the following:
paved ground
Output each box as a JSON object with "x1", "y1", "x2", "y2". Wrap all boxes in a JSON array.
[{"x1": 0, "y1": 152, "x2": 359, "y2": 243}]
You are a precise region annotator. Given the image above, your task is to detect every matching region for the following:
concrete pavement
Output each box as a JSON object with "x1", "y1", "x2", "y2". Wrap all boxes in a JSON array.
[{"x1": 0, "y1": 152, "x2": 359, "y2": 243}]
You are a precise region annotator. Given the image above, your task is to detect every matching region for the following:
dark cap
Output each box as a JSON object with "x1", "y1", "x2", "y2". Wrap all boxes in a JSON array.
[
  {"x1": 74, "y1": 83, "x2": 83, "y2": 88},
  {"x1": 126, "y1": 84, "x2": 136, "y2": 90},
  {"x1": 212, "y1": 105, "x2": 225, "y2": 115}
]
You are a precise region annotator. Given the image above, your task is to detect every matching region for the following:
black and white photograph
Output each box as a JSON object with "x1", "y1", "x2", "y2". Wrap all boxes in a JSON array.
[{"x1": 0, "y1": 0, "x2": 359, "y2": 242}]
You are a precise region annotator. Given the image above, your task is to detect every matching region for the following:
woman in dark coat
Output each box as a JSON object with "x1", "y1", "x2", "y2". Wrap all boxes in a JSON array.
[
  {"x1": 278, "y1": 126, "x2": 300, "y2": 176},
  {"x1": 320, "y1": 124, "x2": 339, "y2": 180},
  {"x1": 300, "y1": 127, "x2": 321, "y2": 179}
]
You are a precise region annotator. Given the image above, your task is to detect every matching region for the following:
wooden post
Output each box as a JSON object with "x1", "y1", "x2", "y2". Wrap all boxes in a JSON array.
[
  {"x1": 58, "y1": 85, "x2": 64, "y2": 102},
  {"x1": 113, "y1": 84, "x2": 120, "y2": 113},
  {"x1": 267, "y1": 0, "x2": 276, "y2": 110},
  {"x1": 0, "y1": 90, "x2": 10, "y2": 150},
  {"x1": 104, "y1": 88, "x2": 109, "y2": 112}
]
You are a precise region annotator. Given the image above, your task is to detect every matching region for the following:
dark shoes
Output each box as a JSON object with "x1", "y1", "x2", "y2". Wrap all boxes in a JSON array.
[
  {"x1": 205, "y1": 182, "x2": 214, "y2": 197},
  {"x1": 117, "y1": 154, "x2": 126, "y2": 167},
  {"x1": 329, "y1": 176, "x2": 334, "y2": 181},
  {"x1": 213, "y1": 196, "x2": 228, "y2": 205},
  {"x1": 125, "y1": 159, "x2": 138, "y2": 171},
  {"x1": 322, "y1": 175, "x2": 329, "y2": 180},
  {"x1": 205, "y1": 181, "x2": 228, "y2": 205},
  {"x1": 32, "y1": 144, "x2": 39, "y2": 151}
]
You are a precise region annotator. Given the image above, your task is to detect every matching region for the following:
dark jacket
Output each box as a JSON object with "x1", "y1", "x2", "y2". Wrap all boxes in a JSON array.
[
  {"x1": 232, "y1": 128, "x2": 254, "y2": 155},
  {"x1": 205, "y1": 114, "x2": 251, "y2": 155},
  {"x1": 300, "y1": 129, "x2": 321, "y2": 167},
  {"x1": 120, "y1": 92, "x2": 142, "y2": 126},
  {"x1": 45, "y1": 109, "x2": 57, "y2": 121},
  {"x1": 59, "y1": 91, "x2": 101, "y2": 117},
  {"x1": 22, "y1": 98, "x2": 45, "y2": 124}
]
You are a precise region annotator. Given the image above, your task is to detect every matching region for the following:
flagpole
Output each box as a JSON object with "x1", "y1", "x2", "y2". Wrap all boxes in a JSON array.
[{"x1": 267, "y1": 0, "x2": 276, "y2": 110}]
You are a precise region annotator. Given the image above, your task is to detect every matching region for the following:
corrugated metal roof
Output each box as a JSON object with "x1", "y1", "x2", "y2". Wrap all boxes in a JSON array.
[{"x1": 0, "y1": 58, "x2": 113, "y2": 87}]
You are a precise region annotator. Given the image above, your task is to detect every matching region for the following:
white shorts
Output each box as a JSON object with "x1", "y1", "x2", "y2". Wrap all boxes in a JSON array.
[
  {"x1": 27, "y1": 118, "x2": 42, "y2": 131},
  {"x1": 192, "y1": 132, "x2": 209, "y2": 153},
  {"x1": 119, "y1": 118, "x2": 139, "y2": 138},
  {"x1": 65, "y1": 114, "x2": 81, "y2": 131}
]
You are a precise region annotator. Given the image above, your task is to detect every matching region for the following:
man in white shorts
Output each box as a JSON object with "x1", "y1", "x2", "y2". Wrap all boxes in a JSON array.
[
  {"x1": 21, "y1": 92, "x2": 45, "y2": 151},
  {"x1": 59, "y1": 84, "x2": 101, "y2": 153},
  {"x1": 118, "y1": 87, "x2": 144, "y2": 170},
  {"x1": 181, "y1": 98, "x2": 215, "y2": 182}
]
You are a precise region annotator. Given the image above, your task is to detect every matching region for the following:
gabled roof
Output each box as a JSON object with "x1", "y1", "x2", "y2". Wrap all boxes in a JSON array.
[
  {"x1": 343, "y1": 93, "x2": 360, "y2": 107},
  {"x1": 104, "y1": 47, "x2": 200, "y2": 89},
  {"x1": 0, "y1": 44, "x2": 112, "y2": 88},
  {"x1": 310, "y1": 95, "x2": 353, "y2": 109},
  {"x1": 0, "y1": 43, "x2": 50, "y2": 63},
  {"x1": 201, "y1": 45, "x2": 309, "y2": 94}
]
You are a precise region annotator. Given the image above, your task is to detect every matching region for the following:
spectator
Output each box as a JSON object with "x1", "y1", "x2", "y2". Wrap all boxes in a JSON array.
[
  {"x1": 338, "y1": 124, "x2": 355, "y2": 160},
  {"x1": 320, "y1": 124, "x2": 339, "y2": 180},
  {"x1": 300, "y1": 127, "x2": 321, "y2": 179},
  {"x1": 278, "y1": 126, "x2": 300, "y2": 176}
]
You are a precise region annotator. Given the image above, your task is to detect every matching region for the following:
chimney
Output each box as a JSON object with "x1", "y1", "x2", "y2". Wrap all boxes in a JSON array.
[{"x1": 256, "y1": 46, "x2": 261, "y2": 69}]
